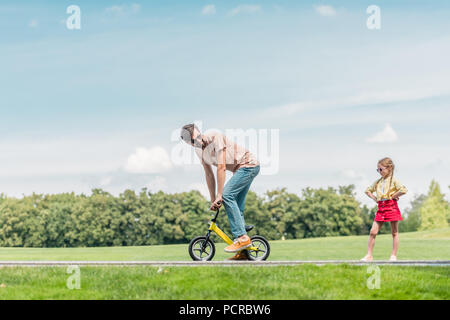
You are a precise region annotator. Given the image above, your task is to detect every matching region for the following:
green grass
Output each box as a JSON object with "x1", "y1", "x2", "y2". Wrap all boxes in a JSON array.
[
  {"x1": 0, "y1": 265, "x2": 448, "y2": 300},
  {"x1": 1, "y1": 227, "x2": 449, "y2": 261}
]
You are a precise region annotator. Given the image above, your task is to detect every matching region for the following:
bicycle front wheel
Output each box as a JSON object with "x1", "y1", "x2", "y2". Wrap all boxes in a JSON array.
[{"x1": 188, "y1": 236, "x2": 216, "y2": 261}]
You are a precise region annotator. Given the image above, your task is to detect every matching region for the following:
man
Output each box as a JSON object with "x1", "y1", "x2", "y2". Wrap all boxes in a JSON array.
[{"x1": 180, "y1": 123, "x2": 260, "y2": 260}]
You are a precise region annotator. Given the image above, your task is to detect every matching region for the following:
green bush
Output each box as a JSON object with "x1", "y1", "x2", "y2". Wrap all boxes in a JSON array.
[{"x1": 1, "y1": 184, "x2": 435, "y2": 247}]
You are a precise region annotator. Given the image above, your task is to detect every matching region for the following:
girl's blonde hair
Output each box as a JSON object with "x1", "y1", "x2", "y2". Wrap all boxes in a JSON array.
[{"x1": 377, "y1": 157, "x2": 395, "y2": 191}]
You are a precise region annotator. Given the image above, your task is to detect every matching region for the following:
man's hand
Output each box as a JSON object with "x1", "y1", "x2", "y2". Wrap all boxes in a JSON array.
[{"x1": 210, "y1": 195, "x2": 223, "y2": 211}]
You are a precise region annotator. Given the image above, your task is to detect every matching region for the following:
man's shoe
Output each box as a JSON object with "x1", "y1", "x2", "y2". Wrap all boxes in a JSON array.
[
  {"x1": 227, "y1": 251, "x2": 249, "y2": 260},
  {"x1": 224, "y1": 235, "x2": 252, "y2": 253}
]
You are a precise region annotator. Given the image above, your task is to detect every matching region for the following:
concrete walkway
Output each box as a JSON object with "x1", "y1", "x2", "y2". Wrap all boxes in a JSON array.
[{"x1": 0, "y1": 260, "x2": 449, "y2": 267}]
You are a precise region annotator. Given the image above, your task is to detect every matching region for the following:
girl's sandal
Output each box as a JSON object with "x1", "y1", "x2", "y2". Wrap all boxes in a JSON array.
[
  {"x1": 389, "y1": 255, "x2": 397, "y2": 262},
  {"x1": 360, "y1": 255, "x2": 373, "y2": 262}
]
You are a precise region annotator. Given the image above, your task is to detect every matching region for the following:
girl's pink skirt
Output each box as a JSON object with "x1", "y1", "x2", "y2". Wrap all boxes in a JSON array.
[{"x1": 375, "y1": 199, "x2": 403, "y2": 222}]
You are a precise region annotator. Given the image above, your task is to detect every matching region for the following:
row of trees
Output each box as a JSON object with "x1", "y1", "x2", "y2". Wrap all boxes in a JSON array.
[
  {"x1": 397, "y1": 180, "x2": 450, "y2": 232},
  {"x1": 0, "y1": 181, "x2": 448, "y2": 247}
]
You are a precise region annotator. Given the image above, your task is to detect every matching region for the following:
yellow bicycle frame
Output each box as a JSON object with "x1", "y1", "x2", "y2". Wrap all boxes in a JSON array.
[{"x1": 208, "y1": 221, "x2": 259, "y2": 251}]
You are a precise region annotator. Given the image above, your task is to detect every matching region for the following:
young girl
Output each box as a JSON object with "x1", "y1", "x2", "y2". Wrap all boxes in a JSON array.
[{"x1": 361, "y1": 157, "x2": 408, "y2": 262}]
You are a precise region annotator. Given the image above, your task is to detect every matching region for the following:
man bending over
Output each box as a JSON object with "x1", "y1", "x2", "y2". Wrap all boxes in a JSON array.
[{"x1": 180, "y1": 123, "x2": 260, "y2": 260}]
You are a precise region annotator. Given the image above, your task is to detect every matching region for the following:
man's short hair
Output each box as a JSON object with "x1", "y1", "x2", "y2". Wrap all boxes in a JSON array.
[{"x1": 180, "y1": 123, "x2": 199, "y2": 143}]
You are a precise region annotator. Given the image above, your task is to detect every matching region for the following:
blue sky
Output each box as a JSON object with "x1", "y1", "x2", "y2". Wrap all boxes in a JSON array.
[{"x1": 1, "y1": 1, "x2": 449, "y2": 210}]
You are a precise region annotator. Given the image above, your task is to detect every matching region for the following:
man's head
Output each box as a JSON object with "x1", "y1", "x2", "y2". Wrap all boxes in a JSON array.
[{"x1": 180, "y1": 123, "x2": 202, "y2": 147}]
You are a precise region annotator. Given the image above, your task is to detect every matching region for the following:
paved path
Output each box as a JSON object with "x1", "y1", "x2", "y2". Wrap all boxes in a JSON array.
[{"x1": 0, "y1": 260, "x2": 449, "y2": 267}]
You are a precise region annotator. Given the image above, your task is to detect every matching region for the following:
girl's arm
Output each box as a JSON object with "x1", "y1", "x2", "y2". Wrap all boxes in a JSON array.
[
  {"x1": 392, "y1": 192, "x2": 405, "y2": 201},
  {"x1": 392, "y1": 179, "x2": 408, "y2": 201},
  {"x1": 366, "y1": 191, "x2": 378, "y2": 203},
  {"x1": 365, "y1": 182, "x2": 378, "y2": 203}
]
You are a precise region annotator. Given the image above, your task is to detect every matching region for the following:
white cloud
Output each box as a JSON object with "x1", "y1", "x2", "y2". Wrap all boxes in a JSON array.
[
  {"x1": 124, "y1": 146, "x2": 173, "y2": 174},
  {"x1": 105, "y1": 5, "x2": 124, "y2": 15},
  {"x1": 146, "y1": 176, "x2": 168, "y2": 193},
  {"x1": 130, "y1": 3, "x2": 141, "y2": 14},
  {"x1": 258, "y1": 35, "x2": 450, "y2": 122},
  {"x1": 105, "y1": 3, "x2": 140, "y2": 16},
  {"x1": 314, "y1": 5, "x2": 336, "y2": 17},
  {"x1": 261, "y1": 87, "x2": 449, "y2": 119},
  {"x1": 201, "y1": 4, "x2": 216, "y2": 15},
  {"x1": 229, "y1": 4, "x2": 261, "y2": 16},
  {"x1": 273, "y1": 5, "x2": 284, "y2": 13},
  {"x1": 28, "y1": 19, "x2": 39, "y2": 28},
  {"x1": 0, "y1": 136, "x2": 125, "y2": 177},
  {"x1": 99, "y1": 176, "x2": 112, "y2": 187},
  {"x1": 366, "y1": 123, "x2": 399, "y2": 143},
  {"x1": 341, "y1": 169, "x2": 366, "y2": 180}
]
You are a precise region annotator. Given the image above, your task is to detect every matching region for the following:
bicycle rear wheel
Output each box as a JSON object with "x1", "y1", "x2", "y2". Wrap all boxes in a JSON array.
[{"x1": 246, "y1": 235, "x2": 270, "y2": 261}]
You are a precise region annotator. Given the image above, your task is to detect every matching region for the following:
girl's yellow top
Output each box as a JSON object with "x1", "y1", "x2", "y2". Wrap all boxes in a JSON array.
[{"x1": 366, "y1": 176, "x2": 408, "y2": 201}]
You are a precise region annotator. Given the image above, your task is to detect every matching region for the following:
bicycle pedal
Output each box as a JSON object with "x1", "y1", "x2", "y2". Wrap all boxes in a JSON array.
[{"x1": 245, "y1": 225, "x2": 254, "y2": 232}]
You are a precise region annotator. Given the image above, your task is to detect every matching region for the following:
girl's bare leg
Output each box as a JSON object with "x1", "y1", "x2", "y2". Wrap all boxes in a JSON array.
[
  {"x1": 390, "y1": 221, "x2": 399, "y2": 258},
  {"x1": 364, "y1": 221, "x2": 384, "y2": 259}
]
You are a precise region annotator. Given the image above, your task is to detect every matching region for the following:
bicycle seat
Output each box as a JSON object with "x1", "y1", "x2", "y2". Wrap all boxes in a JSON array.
[{"x1": 245, "y1": 225, "x2": 254, "y2": 232}]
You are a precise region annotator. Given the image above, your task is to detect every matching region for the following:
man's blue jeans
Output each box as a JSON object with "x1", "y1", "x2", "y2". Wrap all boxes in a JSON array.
[{"x1": 222, "y1": 165, "x2": 260, "y2": 239}]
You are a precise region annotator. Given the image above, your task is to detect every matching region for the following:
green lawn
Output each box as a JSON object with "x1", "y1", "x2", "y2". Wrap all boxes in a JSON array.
[
  {"x1": 1, "y1": 228, "x2": 449, "y2": 261},
  {"x1": 0, "y1": 265, "x2": 448, "y2": 299}
]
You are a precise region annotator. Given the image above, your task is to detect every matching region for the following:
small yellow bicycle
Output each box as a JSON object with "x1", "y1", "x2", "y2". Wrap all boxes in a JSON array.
[{"x1": 188, "y1": 209, "x2": 270, "y2": 261}]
